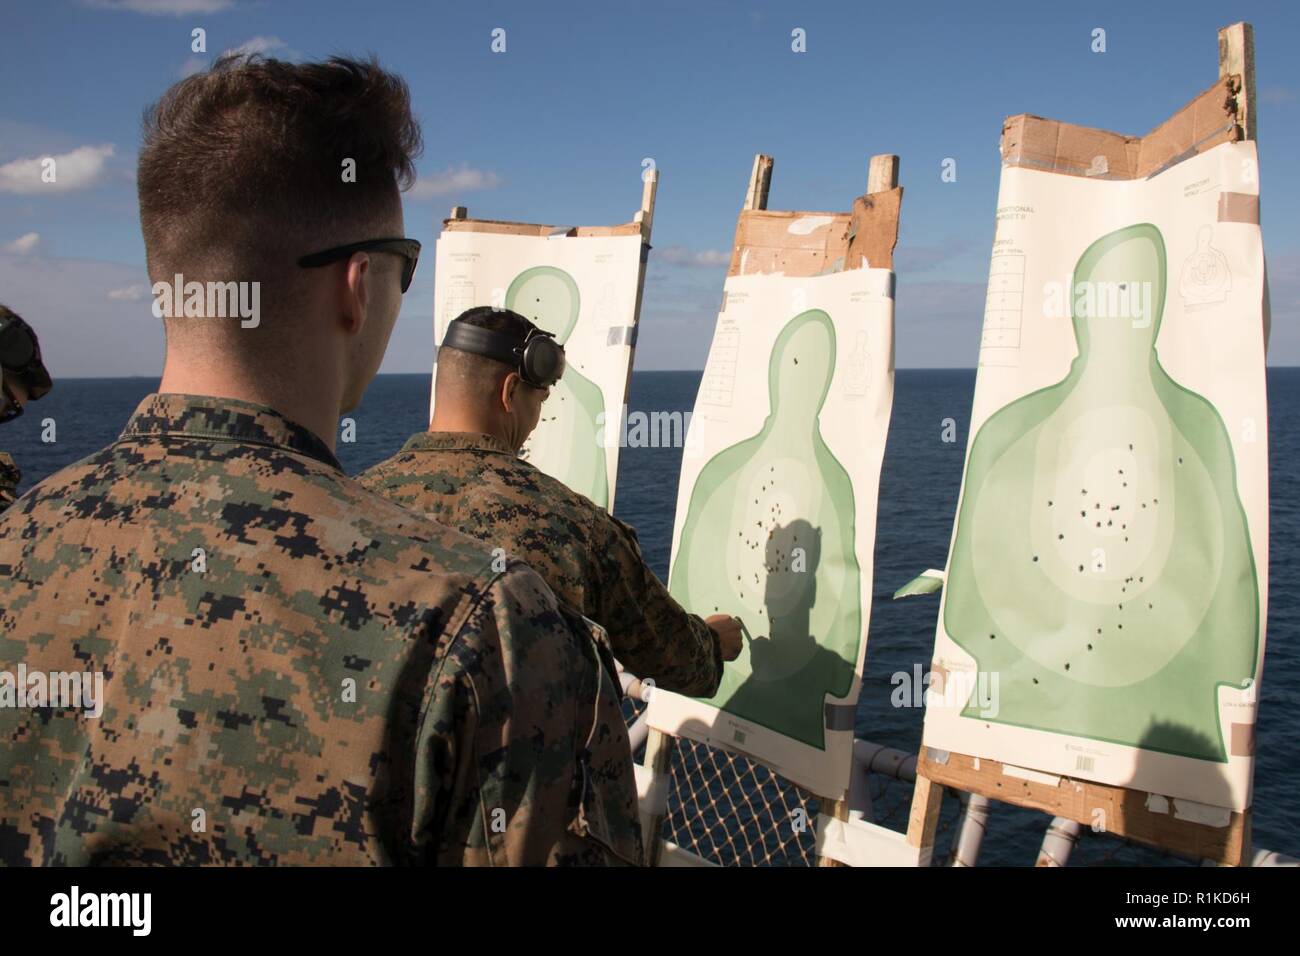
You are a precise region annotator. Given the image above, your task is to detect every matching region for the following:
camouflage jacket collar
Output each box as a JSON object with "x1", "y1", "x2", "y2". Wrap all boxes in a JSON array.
[
  {"x1": 401, "y1": 431, "x2": 518, "y2": 458},
  {"x1": 120, "y1": 393, "x2": 342, "y2": 470}
]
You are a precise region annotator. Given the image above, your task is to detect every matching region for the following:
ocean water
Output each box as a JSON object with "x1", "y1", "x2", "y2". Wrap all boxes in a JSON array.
[{"x1": 4, "y1": 369, "x2": 1297, "y2": 865}]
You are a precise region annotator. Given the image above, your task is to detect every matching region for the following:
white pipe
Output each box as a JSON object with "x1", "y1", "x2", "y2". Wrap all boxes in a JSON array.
[
  {"x1": 949, "y1": 793, "x2": 992, "y2": 867},
  {"x1": 1036, "y1": 816, "x2": 1083, "y2": 866},
  {"x1": 852, "y1": 739, "x2": 918, "y2": 783},
  {"x1": 1252, "y1": 848, "x2": 1300, "y2": 867}
]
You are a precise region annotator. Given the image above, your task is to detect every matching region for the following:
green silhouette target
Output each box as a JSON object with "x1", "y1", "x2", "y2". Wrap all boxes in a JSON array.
[
  {"x1": 944, "y1": 223, "x2": 1258, "y2": 761},
  {"x1": 670, "y1": 309, "x2": 860, "y2": 748}
]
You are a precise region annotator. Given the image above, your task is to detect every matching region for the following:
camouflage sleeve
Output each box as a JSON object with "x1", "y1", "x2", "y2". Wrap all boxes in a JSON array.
[
  {"x1": 416, "y1": 563, "x2": 640, "y2": 866},
  {"x1": 0, "y1": 453, "x2": 19, "y2": 513},
  {"x1": 590, "y1": 514, "x2": 723, "y2": 698}
]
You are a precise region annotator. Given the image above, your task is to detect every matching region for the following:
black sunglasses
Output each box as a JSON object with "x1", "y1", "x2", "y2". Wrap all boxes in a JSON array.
[{"x1": 298, "y1": 237, "x2": 422, "y2": 293}]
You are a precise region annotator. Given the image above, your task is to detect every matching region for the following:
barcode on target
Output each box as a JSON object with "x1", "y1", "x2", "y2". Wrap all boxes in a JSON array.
[{"x1": 1075, "y1": 755, "x2": 1095, "y2": 773}]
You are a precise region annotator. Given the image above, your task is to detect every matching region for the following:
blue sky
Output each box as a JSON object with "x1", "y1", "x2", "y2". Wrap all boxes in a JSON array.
[{"x1": 1, "y1": 0, "x2": 1296, "y2": 375}]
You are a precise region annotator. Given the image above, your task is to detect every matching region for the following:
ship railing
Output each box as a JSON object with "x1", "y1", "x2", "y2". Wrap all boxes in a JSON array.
[{"x1": 618, "y1": 669, "x2": 1299, "y2": 867}]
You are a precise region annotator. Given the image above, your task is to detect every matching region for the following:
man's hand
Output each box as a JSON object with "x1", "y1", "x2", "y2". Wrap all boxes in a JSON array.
[{"x1": 705, "y1": 614, "x2": 743, "y2": 662}]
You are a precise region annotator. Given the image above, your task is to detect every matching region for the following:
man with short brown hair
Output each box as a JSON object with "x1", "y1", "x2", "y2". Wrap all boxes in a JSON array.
[{"x1": 0, "y1": 55, "x2": 640, "y2": 867}]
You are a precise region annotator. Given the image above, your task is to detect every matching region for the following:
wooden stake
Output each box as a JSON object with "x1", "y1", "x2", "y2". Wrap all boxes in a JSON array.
[
  {"x1": 867, "y1": 154, "x2": 900, "y2": 195},
  {"x1": 634, "y1": 168, "x2": 659, "y2": 237},
  {"x1": 906, "y1": 772, "x2": 946, "y2": 853},
  {"x1": 744, "y1": 154, "x2": 774, "y2": 212},
  {"x1": 620, "y1": 166, "x2": 658, "y2": 511},
  {"x1": 1218, "y1": 22, "x2": 1256, "y2": 141}
]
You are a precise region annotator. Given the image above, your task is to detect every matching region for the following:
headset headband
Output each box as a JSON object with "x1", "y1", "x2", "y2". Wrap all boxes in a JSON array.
[{"x1": 442, "y1": 318, "x2": 565, "y2": 389}]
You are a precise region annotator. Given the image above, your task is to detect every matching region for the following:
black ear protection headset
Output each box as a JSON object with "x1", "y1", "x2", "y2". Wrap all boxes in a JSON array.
[
  {"x1": 441, "y1": 316, "x2": 566, "y2": 389},
  {"x1": 0, "y1": 308, "x2": 53, "y2": 416}
]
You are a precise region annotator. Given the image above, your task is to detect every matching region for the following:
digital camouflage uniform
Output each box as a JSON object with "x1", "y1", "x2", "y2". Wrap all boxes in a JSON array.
[
  {"x1": 0, "y1": 395, "x2": 641, "y2": 866},
  {"x1": 0, "y1": 452, "x2": 17, "y2": 514},
  {"x1": 357, "y1": 431, "x2": 723, "y2": 697}
]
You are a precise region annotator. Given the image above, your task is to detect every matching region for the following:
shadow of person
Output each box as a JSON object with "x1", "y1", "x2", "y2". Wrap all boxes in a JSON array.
[
  {"x1": 751, "y1": 519, "x2": 820, "y2": 681},
  {"x1": 722, "y1": 519, "x2": 858, "y2": 749},
  {"x1": 1110, "y1": 719, "x2": 1246, "y2": 864}
]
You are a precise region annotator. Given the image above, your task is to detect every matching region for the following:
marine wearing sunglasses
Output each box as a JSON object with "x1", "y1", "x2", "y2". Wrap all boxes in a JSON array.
[{"x1": 298, "y1": 238, "x2": 422, "y2": 293}]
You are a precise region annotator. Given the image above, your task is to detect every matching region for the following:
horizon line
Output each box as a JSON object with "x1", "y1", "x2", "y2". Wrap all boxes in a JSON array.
[{"x1": 39, "y1": 366, "x2": 1300, "y2": 380}]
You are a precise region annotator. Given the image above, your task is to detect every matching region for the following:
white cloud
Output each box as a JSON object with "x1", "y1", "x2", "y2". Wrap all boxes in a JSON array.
[
  {"x1": 2, "y1": 233, "x2": 41, "y2": 255},
  {"x1": 0, "y1": 145, "x2": 115, "y2": 195},
  {"x1": 224, "y1": 35, "x2": 289, "y2": 57},
  {"x1": 0, "y1": 254, "x2": 163, "y2": 377},
  {"x1": 407, "y1": 165, "x2": 502, "y2": 200},
  {"x1": 84, "y1": 0, "x2": 235, "y2": 15},
  {"x1": 177, "y1": 56, "x2": 208, "y2": 78},
  {"x1": 107, "y1": 284, "x2": 151, "y2": 301},
  {"x1": 179, "y1": 36, "x2": 294, "y2": 77},
  {"x1": 655, "y1": 246, "x2": 730, "y2": 268}
]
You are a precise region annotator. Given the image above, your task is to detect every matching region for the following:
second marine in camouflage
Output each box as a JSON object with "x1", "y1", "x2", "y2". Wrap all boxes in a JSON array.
[{"x1": 359, "y1": 306, "x2": 744, "y2": 696}]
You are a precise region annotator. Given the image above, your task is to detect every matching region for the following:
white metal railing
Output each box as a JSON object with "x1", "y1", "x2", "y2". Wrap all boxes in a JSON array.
[{"x1": 617, "y1": 670, "x2": 1298, "y2": 867}]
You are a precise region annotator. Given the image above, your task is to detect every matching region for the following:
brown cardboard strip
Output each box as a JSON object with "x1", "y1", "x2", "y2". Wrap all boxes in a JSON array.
[
  {"x1": 442, "y1": 217, "x2": 642, "y2": 238},
  {"x1": 725, "y1": 187, "x2": 903, "y2": 279},
  {"x1": 1218, "y1": 192, "x2": 1260, "y2": 224},
  {"x1": 1002, "y1": 78, "x2": 1241, "y2": 181},
  {"x1": 1230, "y1": 722, "x2": 1256, "y2": 757}
]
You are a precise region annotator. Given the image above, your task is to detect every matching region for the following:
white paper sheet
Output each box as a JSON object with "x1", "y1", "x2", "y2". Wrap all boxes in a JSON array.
[
  {"x1": 431, "y1": 230, "x2": 645, "y2": 510},
  {"x1": 923, "y1": 141, "x2": 1269, "y2": 811},
  {"x1": 646, "y1": 267, "x2": 895, "y2": 798}
]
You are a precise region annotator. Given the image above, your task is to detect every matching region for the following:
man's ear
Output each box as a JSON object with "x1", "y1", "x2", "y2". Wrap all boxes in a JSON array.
[
  {"x1": 500, "y1": 371, "x2": 520, "y2": 413},
  {"x1": 341, "y1": 252, "x2": 371, "y2": 335}
]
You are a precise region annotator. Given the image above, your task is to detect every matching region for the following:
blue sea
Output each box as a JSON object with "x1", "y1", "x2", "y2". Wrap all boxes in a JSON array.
[{"x1": 5, "y1": 369, "x2": 1298, "y2": 865}]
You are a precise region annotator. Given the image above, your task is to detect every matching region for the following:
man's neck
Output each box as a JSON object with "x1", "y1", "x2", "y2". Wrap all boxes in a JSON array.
[
  {"x1": 429, "y1": 409, "x2": 512, "y2": 449},
  {"x1": 160, "y1": 359, "x2": 342, "y2": 453}
]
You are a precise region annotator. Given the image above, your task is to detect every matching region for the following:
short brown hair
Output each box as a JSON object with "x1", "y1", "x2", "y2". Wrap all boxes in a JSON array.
[
  {"x1": 138, "y1": 54, "x2": 422, "y2": 281},
  {"x1": 436, "y1": 308, "x2": 541, "y2": 399}
]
